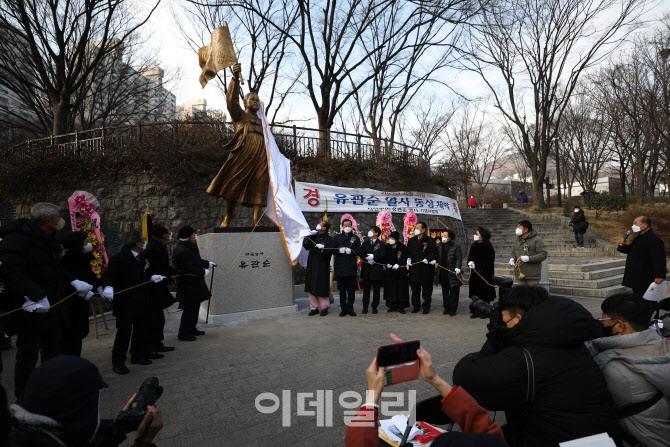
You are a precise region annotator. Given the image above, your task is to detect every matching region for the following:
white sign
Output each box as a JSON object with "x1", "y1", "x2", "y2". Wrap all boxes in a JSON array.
[{"x1": 294, "y1": 181, "x2": 461, "y2": 220}]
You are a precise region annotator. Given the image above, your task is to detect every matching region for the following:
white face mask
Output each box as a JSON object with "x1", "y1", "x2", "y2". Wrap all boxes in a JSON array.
[
  {"x1": 441, "y1": 237, "x2": 448, "y2": 243},
  {"x1": 414, "y1": 229, "x2": 421, "y2": 236},
  {"x1": 168, "y1": 233, "x2": 173, "y2": 241},
  {"x1": 343, "y1": 227, "x2": 352, "y2": 234},
  {"x1": 83, "y1": 242, "x2": 93, "y2": 253},
  {"x1": 316, "y1": 224, "x2": 322, "y2": 230},
  {"x1": 194, "y1": 234, "x2": 198, "y2": 241},
  {"x1": 389, "y1": 238, "x2": 396, "y2": 245},
  {"x1": 631, "y1": 224, "x2": 641, "y2": 233},
  {"x1": 142, "y1": 242, "x2": 147, "y2": 250},
  {"x1": 55, "y1": 218, "x2": 65, "y2": 231},
  {"x1": 368, "y1": 231, "x2": 374, "y2": 238},
  {"x1": 474, "y1": 235, "x2": 480, "y2": 241},
  {"x1": 574, "y1": 209, "x2": 579, "y2": 214},
  {"x1": 515, "y1": 228, "x2": 523, "y2": 236}
]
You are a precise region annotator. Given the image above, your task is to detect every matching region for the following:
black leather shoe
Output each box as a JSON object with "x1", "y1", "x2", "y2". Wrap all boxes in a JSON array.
[
  {"x1": 113, "y1": 364, "x2": 130, "y2": 375},
  {"x1": 308, "y1": 309, "x2": 319, "y2": 316},
  {"x1": 422, "y1": 308, "x2": 430, "y2": 314},
  {"x1": 156, "y1": 344, "x2": 175, "y2": 352},
  {"x1": 148, "y1": 352, "x2": 164, "y2": 360},
  {"x1": 443, "y1": 309, "x2": 449, "y2": 315},
  {"x1": 449, "y1": 312, "x2": 456, "y2": 317},
  {"x1": 193, "y1": 330, "x2": 206, "y2": 336},
  {"x1": 411, "y1": 307, "x2": 420, "y2": 313},
  {"x1": 362, "y1": 308, "x2": 368, "y2": 314},
  {"x1": 372, "y1": 308, "x2": 378, "y2": 314},
  {"x1": 130, "y1": 357, "x2": 152, "y2": 365},
  {"x1": 339, "y1": 311, "x2": 347, "y2": 317},
  {"x1": 178, "y1": 335, "x2": 197, "y2": 341},
  {"x1": 348, "y1": 310, "x2": 357, "y2": 317},
  {"x1": 320, "y1": 308, "x2": 328, "y2": 316},
  {"x1": 398, "y1": 308, "x2": 406, "y2": 314},
  {"x1": 470, "y1": 313, "x2": 479, "y2": 319}
]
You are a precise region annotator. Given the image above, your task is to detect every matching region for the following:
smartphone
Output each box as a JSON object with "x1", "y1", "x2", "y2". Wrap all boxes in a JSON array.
[{"x1": 377, "y1": 340, "x2": 420, "y2": 386}]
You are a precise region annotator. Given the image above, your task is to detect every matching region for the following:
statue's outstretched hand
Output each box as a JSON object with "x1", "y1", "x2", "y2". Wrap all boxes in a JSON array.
[{"x1": 233, "y1": 63, "x2": 241, "y2": 79}]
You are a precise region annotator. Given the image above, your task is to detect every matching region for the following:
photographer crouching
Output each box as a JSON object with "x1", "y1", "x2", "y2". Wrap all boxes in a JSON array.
[
  {"x1": 453, "y1": 286, "x2": 621, "y2": 447},
  {"x1": 4, "y1": 355, "x2": 163, "y2": 446}
]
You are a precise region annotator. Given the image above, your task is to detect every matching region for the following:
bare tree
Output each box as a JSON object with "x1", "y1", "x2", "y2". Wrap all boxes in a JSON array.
[
  {"x1": 398, "y1": 95, "x2": 455, "y2": 165},
  {"x1": 459, "y1": 0, "x2": 647, "y2": 207},
  {"x1": 0, "y1": 0, "x2": 160, "y2": 136}
]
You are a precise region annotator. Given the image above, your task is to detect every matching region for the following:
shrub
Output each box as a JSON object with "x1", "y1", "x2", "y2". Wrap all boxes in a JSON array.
[{"x1": 588, "y1": 192, "x2": 628, "y2": 220}]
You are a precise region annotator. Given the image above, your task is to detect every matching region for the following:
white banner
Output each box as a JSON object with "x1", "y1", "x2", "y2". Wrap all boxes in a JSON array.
[{"x1": 294, "y1": 181, "x2": 461, "y2": 221}]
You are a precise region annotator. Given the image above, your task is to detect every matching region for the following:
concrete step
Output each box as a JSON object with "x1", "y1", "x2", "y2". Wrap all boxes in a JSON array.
[
  {"x1": 548, "y1": 266, "x2": 626, "y2": 280},
  {"x1": 549, "y1": 284, "x2": 628, "y2": 298},
  {"x1": 550, "y1": 275, "x2": 624, "y2": 289},
  {"x1": 494, "y1": 258, "x2": 626, "y2": 273}
]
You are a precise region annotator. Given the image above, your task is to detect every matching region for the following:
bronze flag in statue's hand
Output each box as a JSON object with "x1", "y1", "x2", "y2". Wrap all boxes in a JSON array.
[{"x1": 198, "y1": 23, "x2": 238, "y2": 88}]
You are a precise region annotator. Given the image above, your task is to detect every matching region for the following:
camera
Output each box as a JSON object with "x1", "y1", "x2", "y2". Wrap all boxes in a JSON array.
[
  {"x1": 114, "y1": 377, "x2": 163, "y2": 433},
  {"x1": 469, "y1": 296, "x2": 500, "y2": 326}
]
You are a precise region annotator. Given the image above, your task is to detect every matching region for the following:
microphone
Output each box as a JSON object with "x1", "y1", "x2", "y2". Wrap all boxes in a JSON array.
[{"x1": 623, "y1": 230, "x2": 632, "y2": 242}]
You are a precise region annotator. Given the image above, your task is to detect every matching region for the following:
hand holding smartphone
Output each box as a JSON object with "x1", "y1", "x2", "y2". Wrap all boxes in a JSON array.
[{"x1": 376, "y1": 340, "x2": 420, "y2": 386}]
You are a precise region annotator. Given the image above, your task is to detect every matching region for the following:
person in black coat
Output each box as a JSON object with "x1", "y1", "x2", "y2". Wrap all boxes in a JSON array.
[
  {"x1": 60, "y1": 232, "x2": 99, "y2": 357},
  {"x1": 617, "y1": 216, "x2": 667, "y2": 295},
  {"x1": 438, "y1": 229, "x2": 463, "y2": 316},
  {"x1": 145, "y1": 223, "x2": 176, "y2": 355},
  {"x1": 453, "y1": 287, "x2": 621, "y2": 447},
  {"x1": 383, "y1": 231, "x2": 409, "y2": 313},
  {"x1": 0, "y1": 203, "x2": 93, "y2": 397},
  {"x1": 101, "y1": 231, "x2": 166, "y2": 374},
  {"x1": 569, "y1": 206, "x2": 589, "y2": 248},
  {"x1": 406, "y1": 221, "x2": 438, "y2": 314},
  {"x1": 173, "y1": 226, "x2": 212, "y2": 340},
  {"x1": 361, "y1": 225, "x2": 386, "y2": 314},
  {"x1": 303, "y1": 220, "x2": 333, "y2": 316},
  {"x1": 467, "y1": 227, "x2": 496, "y2": 309},
  {"x1": 333, "y1": 219, "x2": 362, "y2": 317}
]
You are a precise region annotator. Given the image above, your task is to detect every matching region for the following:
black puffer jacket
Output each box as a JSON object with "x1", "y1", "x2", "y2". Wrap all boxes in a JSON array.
[
  {"x1": 453, "y1": 296, "x2": 620, "y2": 447},
  {"x1": 437, "y1": 240, "x2": 463, "y2": 288},
  {"x1": 569, "y1": 210, "x2": 589, "y2": 234},
  {"x1": 332, "y1": 233, "x2": 362, "y2": 278}
]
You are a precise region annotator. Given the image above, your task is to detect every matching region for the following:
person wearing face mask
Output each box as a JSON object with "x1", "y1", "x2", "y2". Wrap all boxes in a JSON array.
[
  {"x1": 453, "y1": 287, "x2": 622, "y2": 447},
  {"x1": 585, "y1": 293, "x2": 670, "y2": 447},
  {"x1": 333, "y1": 219, "x2": 362, "y2": 317},
  {"x1": 173, "y1": 226, "x2": 212, "y2": 339},
  {"x1": 509, "y1": 220, "x2": 547, "y2": 287},
  {"x1": 145, "y1": 223, "x2": 177, "y2": 358},
  {"x1": 437, "y1": 229, "x2": 463, "y2": 317},
  {"x1": 407, "y1": 222, "x2": 438, "y2": 314},
  {"x1": 360, "y1": 226, "x2": 385, "y2": 314},
  {"x1": 382, "y1": 231, "x2": 409, "y2": 313},
  {"x1": 0, "y1": 203, "x2": 93, "y2": 397},
  {"x1": 568, "y1": 206, "x2": 589, "y2": 248},
  {"x1": 617, "y1": 216, "x2": 667, "y2": 296},
  {"x1": 60, "y1": 231, "x2": 101, "y2": 357},
  {"x1": 303, "y1": 221, "x2": 333, "y2": 316},
  {"x1": 467, "y1": 227, "x2": 496, "y2": 312},
  {"x1": 102, "y1": 231, "x2": 157, "y2": 374}
]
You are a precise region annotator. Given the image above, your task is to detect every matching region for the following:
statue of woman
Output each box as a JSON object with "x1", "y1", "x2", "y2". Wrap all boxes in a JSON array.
[{"x1": 206, "y1": 63, "x2": 268, "y2": 227}]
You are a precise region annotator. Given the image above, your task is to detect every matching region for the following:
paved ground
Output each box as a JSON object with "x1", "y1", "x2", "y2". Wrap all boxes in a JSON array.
[{"x1": 1, "y1": 286, "x2": 606, "y2": 446}]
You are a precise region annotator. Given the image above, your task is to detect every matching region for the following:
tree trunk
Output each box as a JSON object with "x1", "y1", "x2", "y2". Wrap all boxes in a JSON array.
[
  {"x1": 317, "y1": 113, "x2": 330, "y2": 158},
  {"x1": 533, "y1": 176, "x2": 546, "y2": 208},
  {"x1": 52, "y1": 99, "x2": 70, "y2": 136}
]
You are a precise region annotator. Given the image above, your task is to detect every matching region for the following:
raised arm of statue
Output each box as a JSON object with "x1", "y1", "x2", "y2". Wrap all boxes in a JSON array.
[{"x1": 226, "y1": 76, "x2": 245, "y2": 123}]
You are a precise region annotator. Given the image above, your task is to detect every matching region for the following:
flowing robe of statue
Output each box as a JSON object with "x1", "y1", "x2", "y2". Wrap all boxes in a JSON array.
[{"x1": 206, "y1": 77, "x2": 269, "y2": 208}]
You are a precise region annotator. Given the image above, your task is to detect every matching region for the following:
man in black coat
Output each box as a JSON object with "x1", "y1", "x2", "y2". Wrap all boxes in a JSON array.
[
  {"x1": 438, "y1": 229, "x2": 463, "y2": 317},
  {"x1": 303, "y1": 220, "x2": 333, "y2": 316},
  {"x1": 617, "y1": 216, "x2": 666, "y2": 295},
  {"x1": 0, "y1": 203, "x2": 93, "y2": 396},
  {"x1": 173, "y1": 226, "x2": 212, "y2": 340},
  {"x1": 383, "y1": 231, "x2": 409, "y2": 313},
  {"x1": 569, "y1": 206, "x2": 589, "y2": 248},
  {"x1": 333, "y1": 218, "x2": 362, "y2": 317},
  {"x1": 102, "y1": 231, "x2": 166, "y2": 374},
  {"x1": 453, "y1": 287, "x2": 621, "y2": 447},
  {"x1": 145, "y1": 223, "x2": 176, "y2": 355},
  {"x1": 406, "y1": 221, "x2": 438, "y2": 314},
  {"x1": 360, "y1": 225, "x2": 385, "y2": 314}
]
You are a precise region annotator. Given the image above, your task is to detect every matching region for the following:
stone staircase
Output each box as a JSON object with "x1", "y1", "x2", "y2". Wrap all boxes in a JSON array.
[{"x1": 459, "y1": 208, "x2": 628, "y2": 299}]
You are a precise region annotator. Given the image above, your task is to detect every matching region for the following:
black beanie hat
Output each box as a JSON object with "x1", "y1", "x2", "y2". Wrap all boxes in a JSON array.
[
  {"x1": 389, "y1": 231, "x2": 400, "y2": 240},
  {"x1": 17, "y1": 355, "x2": 108, "y2": 441},
  {"x1": 178, "y1": 225, "x2": 195, "y2": 240}
]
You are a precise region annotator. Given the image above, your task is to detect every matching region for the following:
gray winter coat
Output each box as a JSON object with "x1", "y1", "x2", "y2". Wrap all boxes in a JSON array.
[
  {"x1": 586, "y1": 328, "x2": 670, "y2": 447},
  {"x1": 510, "y1": 228, "x2": 548, "y2": 280}
]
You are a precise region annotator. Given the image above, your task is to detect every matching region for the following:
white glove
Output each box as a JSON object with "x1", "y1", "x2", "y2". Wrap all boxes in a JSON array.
[
  {"x1": 84, "y1": 291, "x2": 95, "y2": 301},
  {"x1": 316, "y1": 243, "x2": 325, "y2": 249},
  {"x1": 309, "y1": 230, "x2": 318, "y2": 235},
  {"x1": 520, "y1": 255, "x2": 530, "y2": 263},
  {"x1": 151, "y1": 275, "x2": 166, "y2": 283},
  {"x1": 102, "y1": 286, "x2": 114, "y2": 300},
  {"x1": 209, "y1": 261, "x2": 217, "y2": 269},
  {"x1": 97, "y1": 286, "x2": 104, "y2": 296},
  {"x1": 23, "y1": 297, "x2": 38, "y2": 312},
  {"x1": 392, "y1": 264, "x2": 399, "y2": 270},
  {"x1": 35, "y1": 297, "x2": 50, "y2": 313},
  {"x1": 204, "y1": 269, "x2": 211, "y2": 277},
  {"x1": 407, "y1": 258, "x2": 412, "y2": 266},
  {"x1": 386, "y1": 264, "x2": 392, "y2": 268},
  {"x1": 368, "y1": 260, "x2": 375, "y2": 265},
  {"x1": 422, "y1": 259, "x2": 429, "y2": 264},
  {"x1": 339, "y1": 247, "x2": 346, "y2": 254},
  {"x1": 509, "y1": 258, "x2": 515, "y2": 266},
  {"x1": 468, "y1": 261, "x2": 475, "y2": 269},
  {"x1": 455, "y1": 268, "x2": 461, "y2": 274},
  {"x1": 429, "y1": 260, "x2": 437, "y2": 265},
  {"x1": 366, "y1": 254, "x2": 374, "y2": 261},
  {"x1": 71, "y1": 279, "x2": 93, "y2": 293},
  {"x1": 345, "y1": 248, "x2": 351, "y2": 254}
]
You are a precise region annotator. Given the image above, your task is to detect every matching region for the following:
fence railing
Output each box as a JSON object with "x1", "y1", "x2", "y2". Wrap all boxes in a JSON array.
[{"x1": 9, "y1": 121, "x2": 428, "y2": 170}]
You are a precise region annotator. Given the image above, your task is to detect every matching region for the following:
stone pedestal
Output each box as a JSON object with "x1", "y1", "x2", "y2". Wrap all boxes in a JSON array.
[
  {"x1": 538, "y1": 259, "x2": 551, "y2": 292},
  {"x1": 197, "y1": 227, "x2": 296, "y2": 324}
]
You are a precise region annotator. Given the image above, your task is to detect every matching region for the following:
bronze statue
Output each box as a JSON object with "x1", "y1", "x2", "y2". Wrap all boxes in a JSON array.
[{"x1": 206, "y1": 63, "x2": 268, "y2": 227}]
